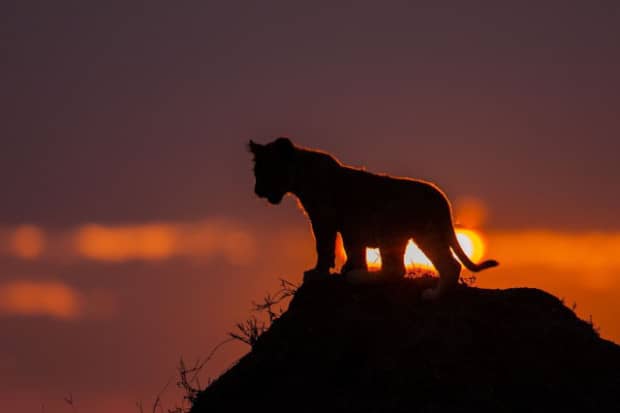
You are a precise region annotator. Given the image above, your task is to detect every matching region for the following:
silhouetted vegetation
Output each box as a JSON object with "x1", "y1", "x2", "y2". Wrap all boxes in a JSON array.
[
  {"x1": 63, "y1": 393, "x2": 77, "y2": 413},
  {"x1": 142, "y1": 279, "x2": 300, "y2": 413},
  {"x1": 136, "y1": 379, "x2": 170, "y2": 413},
  {"x1": 229, "y1": 279, "x2": 298, "y2": 348}
]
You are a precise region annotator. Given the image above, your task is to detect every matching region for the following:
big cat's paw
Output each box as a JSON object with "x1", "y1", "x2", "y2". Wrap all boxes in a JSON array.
[
  {"x1": 303, "y1": 268, "x2": 330, "y2": 282},
  {"x1": 421, "y1": 287, "x2": 441, "y2": 301},
  {"x1": 344, "y1": 269, "x2": 378, "y2": 284}
]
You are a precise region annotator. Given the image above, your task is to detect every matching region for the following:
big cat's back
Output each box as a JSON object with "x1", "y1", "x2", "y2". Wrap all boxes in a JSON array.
[{"x1": 339, "y1": 165, "x2": 447, "y2": 205}]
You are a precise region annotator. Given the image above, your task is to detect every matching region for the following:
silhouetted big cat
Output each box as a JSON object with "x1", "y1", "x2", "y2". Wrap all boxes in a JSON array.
[{"x1": 249, "y1": 137, "x2": 498, "y2": 299}]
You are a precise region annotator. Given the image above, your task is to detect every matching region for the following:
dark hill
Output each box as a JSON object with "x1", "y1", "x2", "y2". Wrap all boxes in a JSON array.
[{"x1": 191, "y1": 277, "x2": 620, "y2": 412}]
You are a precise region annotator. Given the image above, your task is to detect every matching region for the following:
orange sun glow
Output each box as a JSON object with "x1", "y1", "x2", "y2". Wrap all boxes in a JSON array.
[{"x1": 365, "y1": 228, "x2": 486, "y2": 273}]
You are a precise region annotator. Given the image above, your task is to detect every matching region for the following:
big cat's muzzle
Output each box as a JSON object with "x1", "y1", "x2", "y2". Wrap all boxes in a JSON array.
[{"x1": 267, "y1": 193, "x2": 283, "y2": 204}]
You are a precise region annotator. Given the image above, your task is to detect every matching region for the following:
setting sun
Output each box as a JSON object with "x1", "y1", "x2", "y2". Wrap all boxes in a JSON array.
[{"x1": 366, "y1": 228, "x2": 486, "y2": 273}]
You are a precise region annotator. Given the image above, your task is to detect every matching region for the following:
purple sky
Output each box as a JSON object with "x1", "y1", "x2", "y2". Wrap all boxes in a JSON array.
[{"x1": 1, "y1": 1, "x2": 619, "y2": 412}]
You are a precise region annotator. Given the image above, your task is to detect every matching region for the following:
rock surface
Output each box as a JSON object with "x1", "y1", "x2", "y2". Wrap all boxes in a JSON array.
[{"x1": 191, "y1": 276, "x2": 620, "y2": 412}]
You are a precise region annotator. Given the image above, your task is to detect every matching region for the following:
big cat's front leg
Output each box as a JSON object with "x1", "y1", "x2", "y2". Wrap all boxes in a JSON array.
[
  {"x1": 340, "y1": 238, "x2": 366, "y2": 275},
  {"x1": 303, "y1": 219, "x2": 336, "y2": 282}
]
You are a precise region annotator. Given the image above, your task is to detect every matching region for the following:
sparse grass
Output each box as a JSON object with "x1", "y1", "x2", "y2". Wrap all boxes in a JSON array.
[
  {"x1": 405, "y1": 267, "x2": 477, "y2": 287},
  {"x1": 154, "y1": 278, "x2": 300, "y2": 412},
  {"x1": 229, "y1": 316, "x2": 266, "y2": 347},
  {"x1": 562, "y1": 300, "x2": 600, "y2": 337},
  {"x1": 63, "y1": 393, "x2": 77, "y2": 413},
  {"x1": 136, "y1": 379, "x2": 171, "y2": 413},
  {"x1": 229, "y1": 278, "x2": 299, "y2": 348},
  {"x1": 164, "y1": 337, "x2": 236, "y2": 413},
  {"x1": 587, "y1": 314, "x2": 601, "y2": 336},
  {"x1": 405, "y1": 268, "x2": 435, "y2": 279},
  {"x1": 459, "y1": 272, "x2": 477, "y2": 286}
]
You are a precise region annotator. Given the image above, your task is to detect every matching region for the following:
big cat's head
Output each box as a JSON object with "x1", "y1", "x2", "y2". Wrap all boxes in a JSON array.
[{"x1": 248, "y1": 137, "x2": 296, "y2": 205}]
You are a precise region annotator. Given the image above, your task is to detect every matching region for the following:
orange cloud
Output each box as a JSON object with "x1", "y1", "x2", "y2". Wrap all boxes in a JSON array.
[
  {"x1": 73, "y1": 219, "x2": 255, "y2": 263},
  {"x1": 486, "y1": 230, "x2": 620, "y2": 289},
  {"x1": 0, "y1": 281, "x2": 118, "y2": 320},
  {"x1": 75, "y1": 224, "x2": 177, "y2": 261},
  {"x1": 2, "y1": 219, "x2": 619, "y2": 292},
  {"x1": 0, "y1": 281, "x2": 83, "y2": 320},
  {"x1": 0, "y1": 219, "x2": 255, "y2": 263},
  {"x1": 10, "y1": 225, "x2": 45, "y2": 259}
]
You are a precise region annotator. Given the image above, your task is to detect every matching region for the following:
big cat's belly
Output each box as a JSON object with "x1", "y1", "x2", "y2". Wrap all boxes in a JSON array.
[{"x1": 353, "y1": 205, "x2": 411, "y2": 245}]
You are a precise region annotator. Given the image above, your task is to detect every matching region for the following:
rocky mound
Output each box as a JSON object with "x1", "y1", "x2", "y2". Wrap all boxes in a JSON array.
[{"x1": 191, "y1": 277, "x2": 620, "y2": 412}]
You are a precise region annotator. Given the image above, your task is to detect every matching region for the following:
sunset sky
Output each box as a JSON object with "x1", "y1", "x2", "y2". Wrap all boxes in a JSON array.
[{"x1": 2, "y1": 2, "x2": 620, "y2": 412}]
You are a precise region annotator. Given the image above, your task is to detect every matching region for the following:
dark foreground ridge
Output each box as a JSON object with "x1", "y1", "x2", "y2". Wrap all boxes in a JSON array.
[{"x1": 191, "y1": 277, "x2": 620, "y2": 412}]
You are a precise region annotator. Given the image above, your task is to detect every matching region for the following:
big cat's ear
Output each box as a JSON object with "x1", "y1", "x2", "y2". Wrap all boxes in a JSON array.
[
  {"x1": 273, "y1": 137, "x2": 294, "y2": 155},
  {"x1": 248, "y1": 139, "x2": 262, "y2": 154}
]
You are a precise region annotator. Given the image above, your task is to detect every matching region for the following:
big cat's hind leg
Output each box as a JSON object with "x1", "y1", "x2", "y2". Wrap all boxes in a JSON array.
[
  {"x1": 417, "y1": 237, "x2": 461, "y2": 300},
  {"x1": 341, "y1": 238, "x2": 373, "y2": 283},
  {"x1": 341, "y1": 237, "x2": 366, "y2": 274}
]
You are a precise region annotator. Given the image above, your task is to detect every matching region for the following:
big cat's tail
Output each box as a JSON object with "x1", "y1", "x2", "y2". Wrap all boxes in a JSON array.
[{"x1": 449, "y1": 229, "x2": 499, "y2": 272}]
